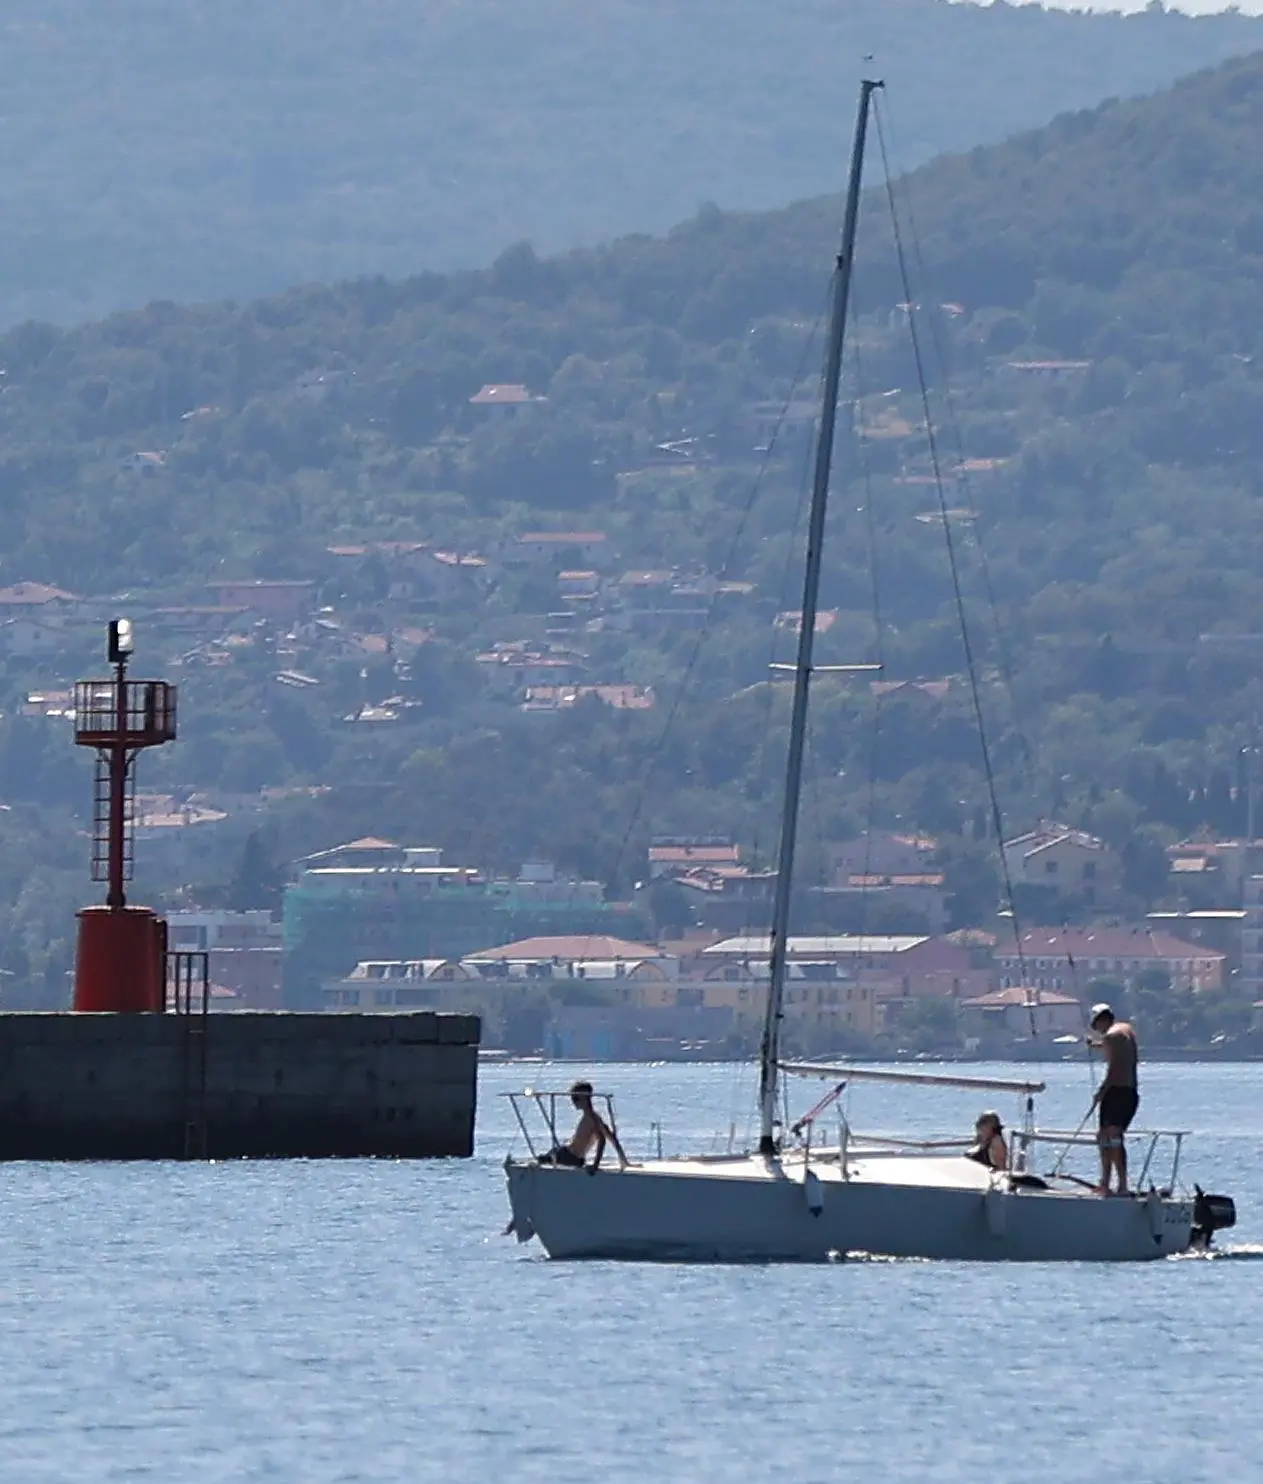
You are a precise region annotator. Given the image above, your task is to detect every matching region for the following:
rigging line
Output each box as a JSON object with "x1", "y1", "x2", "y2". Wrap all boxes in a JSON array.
[
  {"x1": 604, "y1": 286, "x2": 832, "y2": 905},
  {"x1": 871, "y1": 97, "x2": 1039, "y2": 800},
  {"x1": 851, "y1": 321, "x2": 889, "y2": 944},
  {"x1": 1052, "y1": 930, "x2": 1095, "y2": 1092},
  {"x1": 872, "y1": 98, "x2": 1034, "y2": 1033}
]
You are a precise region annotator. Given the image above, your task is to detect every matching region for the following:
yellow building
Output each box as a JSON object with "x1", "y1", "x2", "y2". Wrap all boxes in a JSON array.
[
  {"x1": 461, "y1": 934, "x2": 680, "y2": 1009},
  {"x1": 686, "y1": 960, "x2": 878, "y2": 1038}
]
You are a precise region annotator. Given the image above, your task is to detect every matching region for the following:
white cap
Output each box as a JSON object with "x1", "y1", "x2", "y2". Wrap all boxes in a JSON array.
[{"x1": 1090, "y1": 1002, "x2": 1113, "y2": 1023}]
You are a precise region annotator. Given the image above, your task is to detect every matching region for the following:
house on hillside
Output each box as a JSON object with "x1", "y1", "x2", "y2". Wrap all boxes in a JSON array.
[
  {"x1": 476, "y1": 644, "x2": 587, "y2": 695},
  {"x1": 828, "y1": 832, "x2": 938, "y2": 880},
  {"x1": 819, "y1": 832, "x2": 947, "y2": 930},
  {"x1": 610, "y1": 569, "x2": 716, "y2": 632},
  {"x1": 648, "y1": 838, "x2": 742, "y2": 879},
  {"x1": 1001, "y1": 821, "x2": 1119, "y2": 907},
  {"x1": 132, "y1": 792, "x2": 237, "y2": 879},
  {"x1": 995, "y1": 927, "x2": 1224, "y2": 994},
  {"x1": 0, "y1": 582, "x2": 79, "y2": 614},
  {"x1": 298, "y1": 837, "x2": 412, "y2": 870},
  {"x1": 513, "y1": 531, "x2": 610, "y2": 568},
  {"x1": 1166, "y1": 839, "x2": 1263, "y2": 904},
  {"x1": 468, "y1": 383, "x2": 542, "y2": 418},
  {"x1": 669, "y1": 864, "x2": 777, "y2": 933},
  {"x1": 557, "y1": 570, "x2": 601, "y2": 602},
  {"x1": 119, "y1": 450, "x2": 166, "y2": 474},
  {"x1": 521, "y1": 684, "x2": 654, "y2": 712}
]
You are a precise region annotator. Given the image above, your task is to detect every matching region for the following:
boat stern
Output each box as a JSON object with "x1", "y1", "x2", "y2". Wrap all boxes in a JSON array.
[
  {"x1": 1190, "y1": 1186, "x2": 1237, "y2": 1251},
  {"x1": 502, "y1": 1155, "x2": 539, "y2": 1245}
]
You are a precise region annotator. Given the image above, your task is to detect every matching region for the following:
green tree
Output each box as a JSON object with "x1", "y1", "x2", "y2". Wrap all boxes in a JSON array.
[{"x1": 226, "y1": 832, "x2": 285, "y2": 913}]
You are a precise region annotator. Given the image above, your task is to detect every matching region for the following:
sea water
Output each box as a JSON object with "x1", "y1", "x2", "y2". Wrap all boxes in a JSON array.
[{"x1": 1, "y1": 1060, "x2": 1259, "y2": 1483}]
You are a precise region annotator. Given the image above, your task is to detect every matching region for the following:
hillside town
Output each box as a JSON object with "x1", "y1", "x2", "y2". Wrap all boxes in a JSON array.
[
  {"x1": 141, "y1": 821, "x2": 1256, "y2": 1059},
  {"x1": 3, "y1": 532, "x2": 1260, "y2": 1058}
]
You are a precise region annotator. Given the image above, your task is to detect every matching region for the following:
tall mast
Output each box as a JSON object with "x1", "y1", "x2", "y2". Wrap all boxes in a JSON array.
[{"x1": 758, "y1": 78, "x2": 882, "y2": 1157}]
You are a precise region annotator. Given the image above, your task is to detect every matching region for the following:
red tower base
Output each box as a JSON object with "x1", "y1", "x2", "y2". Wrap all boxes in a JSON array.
[{"x1": 73, "y1": 906, "x2": 167, "y2": 1012}]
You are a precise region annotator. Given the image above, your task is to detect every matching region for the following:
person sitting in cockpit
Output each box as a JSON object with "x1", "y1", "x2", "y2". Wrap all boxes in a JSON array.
[
  {"x1": 537, "y1": 1080, "x2": 628, "y2": 1173},
  {"x1": 966, "y1": 1111, "x2": 1008, "y2": 1171}
]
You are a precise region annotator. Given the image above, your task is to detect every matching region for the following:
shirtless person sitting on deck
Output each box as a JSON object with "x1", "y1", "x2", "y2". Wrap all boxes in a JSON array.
[
  {"x1": 538, "y1": 1080, "x2": 628, "y2": 1174},
  {"x1": 1088, "y1": 1003, "x2": 1140, "y2": 1197}
]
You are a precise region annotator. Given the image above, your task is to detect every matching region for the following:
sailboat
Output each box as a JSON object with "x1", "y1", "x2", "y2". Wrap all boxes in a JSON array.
[{"x1": 502, "y1": 81, "x2": 1236, "y2": 1262}]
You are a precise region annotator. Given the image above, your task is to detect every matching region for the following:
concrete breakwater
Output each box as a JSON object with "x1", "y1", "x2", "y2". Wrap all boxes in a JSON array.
[{"x1": 0, "y1": 1010, "x2": 480, "y2": 1159}]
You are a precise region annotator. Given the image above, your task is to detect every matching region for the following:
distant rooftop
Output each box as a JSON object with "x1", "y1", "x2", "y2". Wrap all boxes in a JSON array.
[
  {"x1": 466, "y1": 934, "x2": 665, "y2": 962},
  {"x1": 650, "y1": 842, "x2": 740, "y2": 867},
  {"x1": 0, "y1": 582, "x2": 78, "y2": 605},
  {"x1": 704, "y1": 935, "x2": 929, "y2": 957},
  {"x1": 961, "y1": 987, "x2": 1079, "y2": 1008},
  {"x1": 1001, "y1": 928, "x2": 1223, "y2": 961},
  {"x1": 470, "y1": 383, "x2": 534, "y2": 405}
]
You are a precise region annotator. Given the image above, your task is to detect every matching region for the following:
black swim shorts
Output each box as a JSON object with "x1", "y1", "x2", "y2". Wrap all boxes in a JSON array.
[
  {"x1": 538, "y1": 1146, "x2": 585, "y2": 1168},
  {"x1": 1099, "y1": 1086, "x2": 1139, "y2": 1132}
]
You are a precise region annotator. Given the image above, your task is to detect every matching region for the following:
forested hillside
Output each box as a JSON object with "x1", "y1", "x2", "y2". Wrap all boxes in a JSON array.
[
  {"x1": 2, "y1": 0, "x2": 1262, "y2": 325},
  {"x1": 4, "y1": 53, "x2": 1263, "y2": 995}
]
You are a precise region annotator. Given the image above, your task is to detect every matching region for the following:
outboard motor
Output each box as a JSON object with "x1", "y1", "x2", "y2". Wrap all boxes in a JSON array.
[{"x1": 1191, "y1": 1185, "x2": 1237, "y2": 1250}]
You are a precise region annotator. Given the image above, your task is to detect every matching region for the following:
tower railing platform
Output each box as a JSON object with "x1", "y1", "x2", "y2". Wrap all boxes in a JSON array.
[{"x1": 74, "y1": 679, "x2": 177, "y2": 749}]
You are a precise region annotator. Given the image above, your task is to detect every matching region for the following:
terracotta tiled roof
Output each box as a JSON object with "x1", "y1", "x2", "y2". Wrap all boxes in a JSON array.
[
  {"x1": 649, "y1": 843, "x2": 740, "y2": 866},
  {"x1": 961, "y1": 987, "x2": 1079, "y2": 1008},
  {"x1": 0, "y1": 582, "x2": 78, "y2": 605},
  {"x1": 1000, "y1": 928, "x2": 1222, "y2": 961}
]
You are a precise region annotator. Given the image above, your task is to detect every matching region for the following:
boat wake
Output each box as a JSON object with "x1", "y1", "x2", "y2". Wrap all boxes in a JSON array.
[
  {"x1": 833, "y1": 1250, "x2": 930, "y2": 1264},
  {"x1": 1169, "y1": 1242, "x2": 1263, "y2": 1262}
]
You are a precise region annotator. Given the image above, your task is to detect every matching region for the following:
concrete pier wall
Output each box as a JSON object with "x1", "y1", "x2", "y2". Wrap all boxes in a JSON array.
[{"x1": 0, "y1": 1011, "x2": 480, "y2": 1159}]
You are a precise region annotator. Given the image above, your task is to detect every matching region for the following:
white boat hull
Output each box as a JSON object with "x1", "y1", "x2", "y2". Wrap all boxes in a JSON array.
[{"x1": 505, "y1": 1152, "x2": 1195, "y2": 1262}]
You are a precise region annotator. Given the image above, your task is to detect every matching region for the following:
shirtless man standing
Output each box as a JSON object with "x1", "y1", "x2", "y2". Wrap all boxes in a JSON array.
[
  {"x1": 538, "y1": 1080, "x2": 629, "y2": 1174},
  {"x1": 1088, "y1": 1003, "x2": 1139, "y2": 1196}
]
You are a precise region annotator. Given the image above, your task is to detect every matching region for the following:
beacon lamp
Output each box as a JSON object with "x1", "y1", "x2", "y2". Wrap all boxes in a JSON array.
[{"x1": 107, "y1": 618, "x2": 134, "y2": 664}]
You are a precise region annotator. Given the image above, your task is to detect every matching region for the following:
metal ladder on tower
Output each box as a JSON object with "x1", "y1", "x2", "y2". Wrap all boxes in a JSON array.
[{"x1": 91, "y1": 754, "x2": 135, "y2": 884}]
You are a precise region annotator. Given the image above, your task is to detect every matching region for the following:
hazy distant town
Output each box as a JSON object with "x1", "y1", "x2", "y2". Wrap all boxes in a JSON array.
[{"x1": 0, "y1": 20, "x2": 1261, "y2": 1072}]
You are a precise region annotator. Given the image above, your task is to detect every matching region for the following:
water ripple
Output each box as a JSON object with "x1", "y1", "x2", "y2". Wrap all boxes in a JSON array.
[{"x1": 0, "y1": 1060, "x2": 1258, "y2": 1483}]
